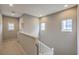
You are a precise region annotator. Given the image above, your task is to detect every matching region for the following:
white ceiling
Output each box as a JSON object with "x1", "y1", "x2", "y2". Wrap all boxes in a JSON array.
[{"x1": 0, "y1": 4, "x2": 76, "y2": 17}]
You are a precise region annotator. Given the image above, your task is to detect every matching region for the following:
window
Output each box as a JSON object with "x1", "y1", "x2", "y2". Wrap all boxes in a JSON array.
[
  {"x1": 62, "y1": 19, "x2": 72, "y2": 32},
  {"x1": 41, "y1": 23, "x2": 45, "y2": 31},
  {"x1": 8, "y1": 23, "x2": 14, "y2": 31}
]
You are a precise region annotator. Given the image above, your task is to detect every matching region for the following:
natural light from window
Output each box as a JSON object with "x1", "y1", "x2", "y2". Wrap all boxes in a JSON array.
[
  {"x1": 41, "y1": 23, "x2": 45, "y2": 31},
  {"x1": 8, "y1": 23, "x2": 14, "y2": 31},
  {"x1": 61, "y1": 19, "x2": 72, "y2": 32}
]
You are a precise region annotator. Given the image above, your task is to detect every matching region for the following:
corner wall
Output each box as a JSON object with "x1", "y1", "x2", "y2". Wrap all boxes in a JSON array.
[
  {"x1": 19, "y1": 14, "x2": 39, "y2": 38},
  {"x1": 40, "y1": 7, "x2": 77, "y2": 55}
]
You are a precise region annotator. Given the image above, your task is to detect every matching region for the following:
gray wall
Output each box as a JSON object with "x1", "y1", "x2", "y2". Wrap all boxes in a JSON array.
[
  {"x1": 0, "y1": 14, "x2": 2, "y2": 53},
  {"x1": 19, "y1": 14, "x2": 39, "y2": 55},
  {"x1": 77, "y1": 5, "x2": 79, "y2": 55},
  {"x1": 0, "y1": 14, "x2": 2, "y2": 43},
  {"x1": 40, "y1": 7, "x2": 77, "y2": 55},
  {"x1": 3, "y1": 16, "x2": 19, "y2": 40},
  {"x1": 20, "y1": 14, "x2": 39, "y2": 37}
]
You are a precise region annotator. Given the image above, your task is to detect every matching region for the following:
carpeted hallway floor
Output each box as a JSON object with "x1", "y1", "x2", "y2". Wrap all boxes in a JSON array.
[{"x1": 0, "y1": 39, "x2": 26, "y2": 55}]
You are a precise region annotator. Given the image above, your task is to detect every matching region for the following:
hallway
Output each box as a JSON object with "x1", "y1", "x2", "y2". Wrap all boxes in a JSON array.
[
  {"x1": 0, "y1": 39, "x2": 26, "y2": 55},
  {"x1": 0, "y1": 4, "x2": 78, "y2": 55}
]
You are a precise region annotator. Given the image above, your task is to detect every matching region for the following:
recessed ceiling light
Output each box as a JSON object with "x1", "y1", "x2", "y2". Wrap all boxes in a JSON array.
[
  {"x1": 64, "y1": 5, "x2": 68, "y2": 7},
  {"x1": 9, "y1": 4, "x2": 13, "y2": 6}
]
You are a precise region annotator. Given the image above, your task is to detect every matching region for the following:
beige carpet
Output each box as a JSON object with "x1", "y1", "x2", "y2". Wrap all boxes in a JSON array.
[{"x1": 0, "y1": 39, "x2": 26, "y2": 55}]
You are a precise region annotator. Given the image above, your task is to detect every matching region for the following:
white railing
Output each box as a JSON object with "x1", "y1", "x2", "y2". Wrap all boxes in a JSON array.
[
  {"x1": 17, "y1": 31, "x2": 54, "y2": 55},
  {"x1": 38, "y1": 40, "x2": 54, "y2": 55}
]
